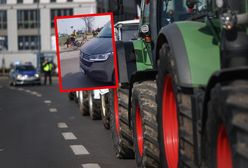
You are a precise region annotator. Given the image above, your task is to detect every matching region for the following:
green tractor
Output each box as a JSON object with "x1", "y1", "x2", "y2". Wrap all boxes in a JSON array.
[
  {"x1": 111, "y1": 0, "x2": 194, "y2": 166},
  {"x1": 155, "y1": 0, "x2": 248, "y2": 167},
  {"x1": 112, "y1": 0, "x2": 248, "y2": 167}
]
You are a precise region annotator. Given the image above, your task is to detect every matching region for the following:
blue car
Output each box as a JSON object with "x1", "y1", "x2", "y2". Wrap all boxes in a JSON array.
[
  {"x1": 9, "y1": 64, "x2": 41, "y2": 86},
  {"x1": 80, "y1": 21, "x2": 114, "y2": 84}
]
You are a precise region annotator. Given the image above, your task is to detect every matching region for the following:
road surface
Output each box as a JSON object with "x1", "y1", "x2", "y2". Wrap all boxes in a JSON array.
[{"x1": 0, "y1": 77, "x2": 135, "y2": 168}]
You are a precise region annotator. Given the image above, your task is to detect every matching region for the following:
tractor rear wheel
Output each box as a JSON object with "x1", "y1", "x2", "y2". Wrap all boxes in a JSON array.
[
  {"x1": 110, "y1": 89, "x2": 134, "y2": 159},
  {"x1": 88, "y1": 91, "x2": 101, "y2": 120},
  {"x1": 132, "y1": 81, "x2": 160, "y2": 167},
  {"x1": 79, "y1": 91, "x2": 89, "y2": 116},
  {"x1": 157, "y1": 43, "x2": 195, "y2": 168},
  {"x1": 205, "y1": 80, "x2": 248, "y2": 168},
  {"x1": 100, "y1": 93, "x2": 110, "y2": 129}
]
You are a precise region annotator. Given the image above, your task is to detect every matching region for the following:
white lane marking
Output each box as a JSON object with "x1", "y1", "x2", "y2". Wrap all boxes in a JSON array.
[
  {"x1": 70, "y1": 145, "x2": 89, "y2": 155},
  {"x1": 57, "y1": 122, "x2": 68, "y2": 128},
  {"x1": 49, "y1": 108, "x2": 57, "y2": 112},
  {"x1": 9, "y1": 87, "x2": 15, "y2": 90},
  {"x1": 17, "y1": 88, "x2": 24, "y2": 91},
  {"x1": 25, "y1": 89, "x2": 31, "y2": 93},
  {"x1": 62, "y1": 132, "x2": 77, "y2": 140},
  {"x1": 31, "y1": 91, "x2": 38, "y2": 95},
  {"x1": 0, "y1": 148, "x2": 4, "y2": 152},
  {"x1": 44, "y1": 100, "x2": 52, "y2": 104},
  {"x1": 36, "y1": 94, "x2": 42, "y2": 97},
  {"x1": 82, "y1": 163, "x2": 101, "y2": 168}
]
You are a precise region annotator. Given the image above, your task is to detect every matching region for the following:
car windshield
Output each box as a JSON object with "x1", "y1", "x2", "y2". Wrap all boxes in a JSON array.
[
  {"x1": 16, "y1": 65, "x2": 35, "y2": 71},
  {"x1": 97, "y1": 21, "x2": 112, "y2": 38}
]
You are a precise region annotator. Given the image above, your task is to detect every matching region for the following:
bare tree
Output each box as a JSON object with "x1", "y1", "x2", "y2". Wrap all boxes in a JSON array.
[{"x1": 81, "y1": 17, "x2": 95, "y2": 33}]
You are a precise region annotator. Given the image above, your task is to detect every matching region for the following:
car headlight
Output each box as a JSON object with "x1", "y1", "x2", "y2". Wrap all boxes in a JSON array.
[
  {"x1": 17, "y1": 74, "x2": 23, "y2": 79},
  {"x1": 35, "y1": 73, "x2": 39, "y2": 78},
  {"x1": 88, "y1": 52, "x2": 113, "y2": 62}
]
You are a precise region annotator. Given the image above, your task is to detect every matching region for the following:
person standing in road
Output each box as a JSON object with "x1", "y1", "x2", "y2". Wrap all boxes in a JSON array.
[
  {"x1": 42, "y1": 59, "x2": 53, "y2": 85},
  {"x1": 70, "y1": 30, "x2": 77, "y2": 46}
]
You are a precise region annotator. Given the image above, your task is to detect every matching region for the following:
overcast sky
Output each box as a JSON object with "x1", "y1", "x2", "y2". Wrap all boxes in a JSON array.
[{"x1": 57, "y1": 15, "x2": 110, "y2": 34}]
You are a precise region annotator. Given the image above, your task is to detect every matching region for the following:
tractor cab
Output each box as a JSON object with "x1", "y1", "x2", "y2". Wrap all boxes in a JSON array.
[{"x1": 158, "y1": 0, "x2": 193, "y2": 28}]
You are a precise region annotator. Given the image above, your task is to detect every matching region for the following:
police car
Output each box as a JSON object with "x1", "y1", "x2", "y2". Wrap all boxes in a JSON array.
[{"x1": 9, "y1": 63, "x2": 41, "y2": 86}]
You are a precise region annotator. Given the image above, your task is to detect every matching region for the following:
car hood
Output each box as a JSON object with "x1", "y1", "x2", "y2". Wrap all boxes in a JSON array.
[
  {"x1": 17, "y1": 70, "x2": 37, "y2": 76},
  {"x1": 80, "y1": 37, "x2": 113, "y2": 55}
]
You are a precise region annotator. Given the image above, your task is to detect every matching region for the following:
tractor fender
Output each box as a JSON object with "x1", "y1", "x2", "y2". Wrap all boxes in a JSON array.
[
  {"x1": 116, "y1": 41, "x2": 137, "y2": 84},
  {"x1": 202, "y1": 67, "x2": 248, "y2": 134},
  {"x1": 117, "y1": 41, "x2": 157, "y2": 127},
  {"x1": 157, "y1": 21, "x2": 220, "y2": 86}
]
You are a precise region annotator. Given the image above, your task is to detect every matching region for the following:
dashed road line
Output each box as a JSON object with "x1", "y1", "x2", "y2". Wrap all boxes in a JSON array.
[
  {"x1": 49, "y1": 108, "x2": 57, "y2": 112},
  {"x1": 44, "y1": 100, "x2": 52, "y2": 104},
  {"x1": 30, "y1": 91, "x2": 38, "y2": 95},
  {"x1": 62, "y1": 132, "x2": 77, "y2": 140},
  {"x1": 36, "y1": 94, "x2": 42, "y2": 97},
  {"x1": 17, "y1": 88, "x2": 24, "y2": 91},
  {"x1": 57, "y1": 122, "x2": 68, "y2": 128},
  {"x1": 0, "y1": 148, "x2": 4, "y2": 152},
  {"x1": 82, "y1": 163, "x2": 101, "y2": 168},
  {"x1": 25, "y1": 89, "x2": 31, "y2": 93},
  {"x1": 70, "y1": 145, "x2": 89, "y2": 155},
  {"x1": 9, "y1": 87, "x2": 15, "y2": 90}
]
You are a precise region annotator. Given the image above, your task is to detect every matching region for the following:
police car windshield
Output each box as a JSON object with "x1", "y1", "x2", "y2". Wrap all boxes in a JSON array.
[
  {"x1": 16, "y1": 65, "x2": 35, "y2": 71},
  {"x1": 97, "y1": 22, "x2": 112, "y2": 38}
]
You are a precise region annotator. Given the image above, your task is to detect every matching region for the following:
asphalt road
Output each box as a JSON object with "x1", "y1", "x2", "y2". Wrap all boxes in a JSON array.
[
  {"x1": 60, "y1": 50, "x2": 112, "y2": 90},
  {"x1": 0, "y1": 77, "x2": 135, "y2": 168}
]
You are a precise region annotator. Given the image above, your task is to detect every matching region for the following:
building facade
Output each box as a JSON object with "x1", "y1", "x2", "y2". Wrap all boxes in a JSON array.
[{"x1": 0, "y1": 0, "x2": 96, "y2": 69}]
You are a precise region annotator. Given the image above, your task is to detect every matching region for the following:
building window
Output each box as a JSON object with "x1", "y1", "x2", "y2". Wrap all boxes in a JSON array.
[
  {"x1": 17, "y1": 0, "x2": 23, "y2": 3},
  {"x1": 18, "y1": 36, "x2": 40, "y2": 50},
  {"x1": 51, "y1": 0, "x2": 56, "y2": 2},
  {"x1": 17, "y1": 10, "x2": 40, "y2": 29},
  {"x1": 34, "y1": 0, "x2": 39, "y2": 3},
  {"x1": 0, "y1": 36, "x2": 8, "y2": 50},
  {"x1": 0, "y1": 0, "x2": 6, "y2": 4},
  {"x1": 50, "y1": 8, "x2": 73, "y2": 27},
  {"x1": 67, "y1": 0, "x2": 73, "y2": 2},
  {"x1": 0, "y1": 10, "x2": 7, "y2": 30}
]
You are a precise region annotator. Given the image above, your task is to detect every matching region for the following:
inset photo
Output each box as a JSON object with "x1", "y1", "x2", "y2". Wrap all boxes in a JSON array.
[{"x1": 55, "y1": 13, "x2": 118, "y2": 92}]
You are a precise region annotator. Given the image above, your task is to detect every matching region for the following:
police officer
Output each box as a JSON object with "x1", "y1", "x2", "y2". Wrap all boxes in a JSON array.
[{"x1": 42, "y1": 58, "x2": 53, "y2": 85}]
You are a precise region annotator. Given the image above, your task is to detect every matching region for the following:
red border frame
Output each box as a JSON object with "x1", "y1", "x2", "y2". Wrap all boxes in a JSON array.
[{"x1": 54, "y1": 12, "x2": 119, "y2": 93}]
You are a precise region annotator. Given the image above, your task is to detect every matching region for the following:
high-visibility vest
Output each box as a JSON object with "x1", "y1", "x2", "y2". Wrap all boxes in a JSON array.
[{"x1": 43, "y1": 63, "x2": 53, "y2": 72}]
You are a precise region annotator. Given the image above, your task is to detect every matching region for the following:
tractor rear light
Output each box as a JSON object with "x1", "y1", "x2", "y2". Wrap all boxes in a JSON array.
[{"x1": 145, "y1": 36, "x2": 151, "y2": 43}]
